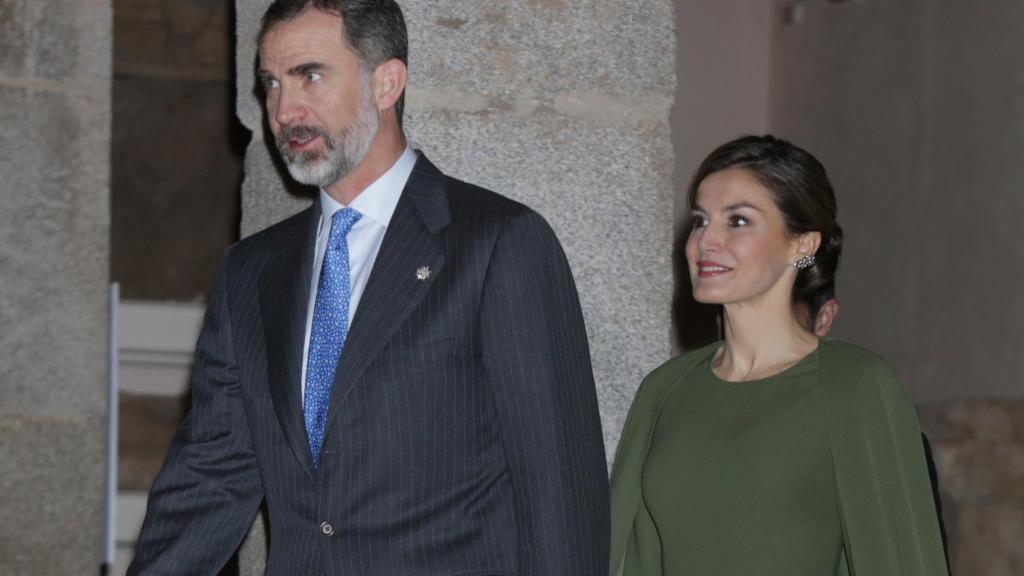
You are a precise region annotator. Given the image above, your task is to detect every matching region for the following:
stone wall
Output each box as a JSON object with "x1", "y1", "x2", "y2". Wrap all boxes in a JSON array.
[
  {"x1": 235, "y1": 0, "x2": 676, "y2": 571},
  {"x1": 920, "y1": 401, "x2": 1024, "y2": 575},
  {"x1": 0, "y1": 0, "x2": 112, "y2": 573}
]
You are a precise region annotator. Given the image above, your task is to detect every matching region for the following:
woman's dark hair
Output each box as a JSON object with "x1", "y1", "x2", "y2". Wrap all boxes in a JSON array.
[
  {"x1": 687, "y1": 135, "x2": 843, "y2": 316},
  {"x1": 259, "y1": 0, "x2": 408, "y2": 122}
]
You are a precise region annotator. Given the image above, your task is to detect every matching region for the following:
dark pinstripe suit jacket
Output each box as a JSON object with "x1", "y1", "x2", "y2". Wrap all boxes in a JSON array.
[{"x1": 128, "y1": 153, "x2": 610, "y2": 575}]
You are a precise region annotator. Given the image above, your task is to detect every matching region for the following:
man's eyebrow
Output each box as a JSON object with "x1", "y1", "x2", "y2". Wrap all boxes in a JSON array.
[{"x1": 286, "y1": 62, "x2": 328, "y2": 76}]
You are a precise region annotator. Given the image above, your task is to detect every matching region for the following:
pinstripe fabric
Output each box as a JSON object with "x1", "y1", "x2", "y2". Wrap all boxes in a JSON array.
[{"x1": 128, "y1": 153, "x2": 610, "y2": 575}]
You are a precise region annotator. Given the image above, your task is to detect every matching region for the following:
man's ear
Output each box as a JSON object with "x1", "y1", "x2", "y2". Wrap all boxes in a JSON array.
[
  {"x1": 814, "y1": 298, "x2": 839, "y2": 337},
  {"x1": 372, "y1": 58, "x2": 407, "y2": 112}
]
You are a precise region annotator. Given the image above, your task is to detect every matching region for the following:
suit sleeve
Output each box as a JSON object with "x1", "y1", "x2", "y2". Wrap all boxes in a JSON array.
[
  {"x1": 479, "y1": 210, "x2": 610, "y2": 575},
  {"x1": 128, "y1": 249, "x2": 264, "y2": 575}
]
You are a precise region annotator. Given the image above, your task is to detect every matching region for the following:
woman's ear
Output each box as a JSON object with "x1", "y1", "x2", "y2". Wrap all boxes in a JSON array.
[
  {"x1": 793, "y1": 230, "x2": 822, "y2": 261},
  {"x1": 372, "y1": 58, "x2": 407, "y2": 112}
]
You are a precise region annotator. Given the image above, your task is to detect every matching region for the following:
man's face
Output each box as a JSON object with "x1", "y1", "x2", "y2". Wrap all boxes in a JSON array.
[{"x1": 258, "y1": 9, "x2": 379, "y2": 188}]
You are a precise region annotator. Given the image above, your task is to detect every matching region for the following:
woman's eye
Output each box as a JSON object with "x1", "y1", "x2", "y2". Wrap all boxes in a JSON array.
[
  {"x1": 690, "y1": 215, "x2": 709, "y2": 229},
  {"x1": 728, "y1": 215, "x2": 750, "y2": 227}
]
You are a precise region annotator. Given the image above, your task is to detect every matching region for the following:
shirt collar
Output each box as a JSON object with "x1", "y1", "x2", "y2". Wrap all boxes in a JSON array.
[{"x1": 318, "y1": 144, "x2": 418, "y2": 229}]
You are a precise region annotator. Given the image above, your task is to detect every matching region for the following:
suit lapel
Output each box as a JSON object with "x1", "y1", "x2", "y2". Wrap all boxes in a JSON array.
[
  {"x1": 323, "y1": 154, "x2": 452, "y2": 438},
  {"x1": 258, "y1": 203, "x2": 319, "y2": 482}
]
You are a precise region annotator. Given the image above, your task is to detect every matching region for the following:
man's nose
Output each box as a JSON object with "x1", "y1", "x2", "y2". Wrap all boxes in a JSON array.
[{"x1": 274, "y1": 85, "x2": 306, "y2": 127}]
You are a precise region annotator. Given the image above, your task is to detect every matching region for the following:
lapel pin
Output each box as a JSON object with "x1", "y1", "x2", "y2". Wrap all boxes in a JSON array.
[{"x1": 416, "y1": 266, "x2": 431, "y2": 281}]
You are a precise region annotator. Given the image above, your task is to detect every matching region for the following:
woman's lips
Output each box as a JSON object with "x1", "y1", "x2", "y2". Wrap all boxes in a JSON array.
[{"x1": 697, "y1": 261, "x2": 733, "y2": 278}]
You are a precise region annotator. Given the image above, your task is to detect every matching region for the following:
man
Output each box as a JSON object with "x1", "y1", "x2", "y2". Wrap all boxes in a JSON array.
[{"x1": 128, "y1": 1, "x2": 609, "y2": 574}]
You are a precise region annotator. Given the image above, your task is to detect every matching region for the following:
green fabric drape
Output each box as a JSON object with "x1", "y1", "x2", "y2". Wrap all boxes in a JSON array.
[{"x1": 609, "y1": 339, "x2": 949, "y2": 576}]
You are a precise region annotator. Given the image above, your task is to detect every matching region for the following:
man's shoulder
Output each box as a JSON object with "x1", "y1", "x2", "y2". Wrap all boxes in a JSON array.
[
  {"x1": 223, "y1": 204, "x2": 315, "y2": 270},
  {"x1": 411, "y1": 152, "x2": 548, "y2": 234},
  {"x1": 442, "y1": 173, "x2": 534, "y2": 223}
]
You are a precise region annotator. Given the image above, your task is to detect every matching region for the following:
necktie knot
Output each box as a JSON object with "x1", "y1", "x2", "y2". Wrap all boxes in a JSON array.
[{"x1": 329, "y1": 207, "x2": 362, "y2": 246}]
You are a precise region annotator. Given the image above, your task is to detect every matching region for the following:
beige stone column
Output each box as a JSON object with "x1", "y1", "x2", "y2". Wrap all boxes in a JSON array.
[
  {"x1": 0, "y1": 0, "x2": 112, "y2": 573},
  {"x1": 235, "y1": 2, "x2": 676, "y2": 570}
]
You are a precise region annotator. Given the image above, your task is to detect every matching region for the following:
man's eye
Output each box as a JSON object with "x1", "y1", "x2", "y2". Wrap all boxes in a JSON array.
[
  {"x1": 263, "y1": 78, "x2": 279, "y2": 90},
  {"x1": 306, "y1": 72, "x2": 321, "y2": 82},
  {"x1": 690, "y1": 215, "x2": 709, "y2": 229},
  {"x1": 728, "y1": 215, "x2": 750, "y2": 227}
]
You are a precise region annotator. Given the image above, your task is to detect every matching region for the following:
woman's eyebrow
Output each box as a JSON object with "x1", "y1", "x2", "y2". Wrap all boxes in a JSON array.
[{"x1": 723, "y1": 202, "x2": 763, "y2": 213}]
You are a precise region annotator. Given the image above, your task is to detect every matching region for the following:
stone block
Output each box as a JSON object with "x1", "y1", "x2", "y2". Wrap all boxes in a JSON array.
[
  {"x1": 918, "y1": 400, "x2": 1024, "y2": 576},
  {"x1": 0, "y1": 85, "x2": 110, "y2": 419},
  {"x1": 948, "y1": 503, "x2": 1024, "y2": 576},
  {"x1": 0, "y1": 415, "x2": 106, "y2": 575},
  {"x1": 0, "y1": 0, "x2": 111, "y2": 82},
  {"x1": 235, "y1": 0, "x2": 269, "y2": 134},
  {"x1": 30, "y1": 0, "x2": 111, "y2": 82},
  {"x1": 0, "y1": 0, "x2": 28, "y2": 77},
  {"x1": 920, "y1": 400, "x2": 1024, "y2": 502},
  {"x1": 401, "y1": 1, "x2": 676, "y2": 96}
]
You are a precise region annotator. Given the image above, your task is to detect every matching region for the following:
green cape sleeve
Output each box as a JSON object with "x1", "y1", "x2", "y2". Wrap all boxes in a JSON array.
[
  {"x1": 820, "y1": 339, "x2": 949, "y2": 576},
  {"x1": 608, "y1": 345, "x2": 718, "y2": 576}
]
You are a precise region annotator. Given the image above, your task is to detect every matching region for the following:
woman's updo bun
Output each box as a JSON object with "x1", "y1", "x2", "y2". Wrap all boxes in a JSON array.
[{"x1": 687, "y1": 135, "x2": 843, "y2": 317}]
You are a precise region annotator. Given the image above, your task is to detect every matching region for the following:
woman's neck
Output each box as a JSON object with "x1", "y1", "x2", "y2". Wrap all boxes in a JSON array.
[{"x1": 715, "y1": 294, "x2": 819, "y2": 382}]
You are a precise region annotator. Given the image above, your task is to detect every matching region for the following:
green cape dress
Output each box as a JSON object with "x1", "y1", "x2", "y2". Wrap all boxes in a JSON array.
[{"x1": 609, "y1": 339, "x2": 949, "y2": 576}]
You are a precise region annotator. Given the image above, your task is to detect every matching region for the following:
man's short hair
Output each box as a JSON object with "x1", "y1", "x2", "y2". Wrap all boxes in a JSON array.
[{"x1": 259, "y1": 0, "x2": 408, "y2": 122}]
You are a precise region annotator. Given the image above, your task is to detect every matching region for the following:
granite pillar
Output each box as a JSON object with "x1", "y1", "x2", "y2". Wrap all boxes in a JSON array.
[
  {"x1": 0, "y1": 0, "x2": 112, "y2": 573},
  {"x1": 235, "y1": 0, "x2": 676, "y2": 571}
]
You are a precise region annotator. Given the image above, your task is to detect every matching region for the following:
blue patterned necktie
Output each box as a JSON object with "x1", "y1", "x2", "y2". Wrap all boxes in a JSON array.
[{"x1": 304, "y1": 207, "x2": 362, "y2": 467}]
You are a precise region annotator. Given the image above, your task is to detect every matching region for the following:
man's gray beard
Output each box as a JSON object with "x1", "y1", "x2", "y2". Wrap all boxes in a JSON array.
[{"x1": 279, "y1": 94, "x2": 379, "y2": 189}]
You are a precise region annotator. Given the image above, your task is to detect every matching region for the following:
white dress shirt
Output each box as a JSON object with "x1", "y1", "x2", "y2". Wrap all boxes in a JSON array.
[{"x1": 300, "y1": 145, "x2": 418, "y2": 397}]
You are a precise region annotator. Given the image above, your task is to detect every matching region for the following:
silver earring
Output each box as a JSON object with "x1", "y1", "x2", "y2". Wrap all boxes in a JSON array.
[{"x1": 794, "y1": 255, "x2": 816, "y2": 270}]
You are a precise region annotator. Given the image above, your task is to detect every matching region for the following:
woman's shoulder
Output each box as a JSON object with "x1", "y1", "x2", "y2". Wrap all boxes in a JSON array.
[
  {"x1": 632, "y1": 343, "x2": 720, "y2": 405},
  {"x1": 818, "y1": 338, "x2": 897, "y2": 375},
  {"x1": 817, "y1": 338, "x2": 910, "y2": 406}
]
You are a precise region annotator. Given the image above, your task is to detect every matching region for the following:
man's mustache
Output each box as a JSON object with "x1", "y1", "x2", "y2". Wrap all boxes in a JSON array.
[{"x1": 276, "y1": 125, "x2": 332, "y2": 149}]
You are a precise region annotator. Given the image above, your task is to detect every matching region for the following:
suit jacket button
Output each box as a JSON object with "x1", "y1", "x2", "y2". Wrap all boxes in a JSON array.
[{"x1": 320, "y1": 522, "x2": 334, "y2": 536}]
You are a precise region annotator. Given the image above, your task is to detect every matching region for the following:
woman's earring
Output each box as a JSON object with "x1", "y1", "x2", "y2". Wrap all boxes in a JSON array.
[{"x1": 794, "y1": 255, "x2": 816, "y2": 270}]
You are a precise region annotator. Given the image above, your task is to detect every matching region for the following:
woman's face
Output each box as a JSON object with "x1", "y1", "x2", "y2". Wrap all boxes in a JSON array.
[{"x1": 685, "y1": 168, "x2": 806, "y2": 307}]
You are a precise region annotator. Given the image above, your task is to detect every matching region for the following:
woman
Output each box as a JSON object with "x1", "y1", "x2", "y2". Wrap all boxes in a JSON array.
[{"x1": 609, "y1": 135, "x2": 948, "y2": 575}]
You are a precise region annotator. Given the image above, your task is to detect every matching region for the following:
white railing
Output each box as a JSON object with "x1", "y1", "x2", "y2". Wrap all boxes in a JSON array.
[{"x1": 111, "y1": 298, "x2": 205, "y2": 575}]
